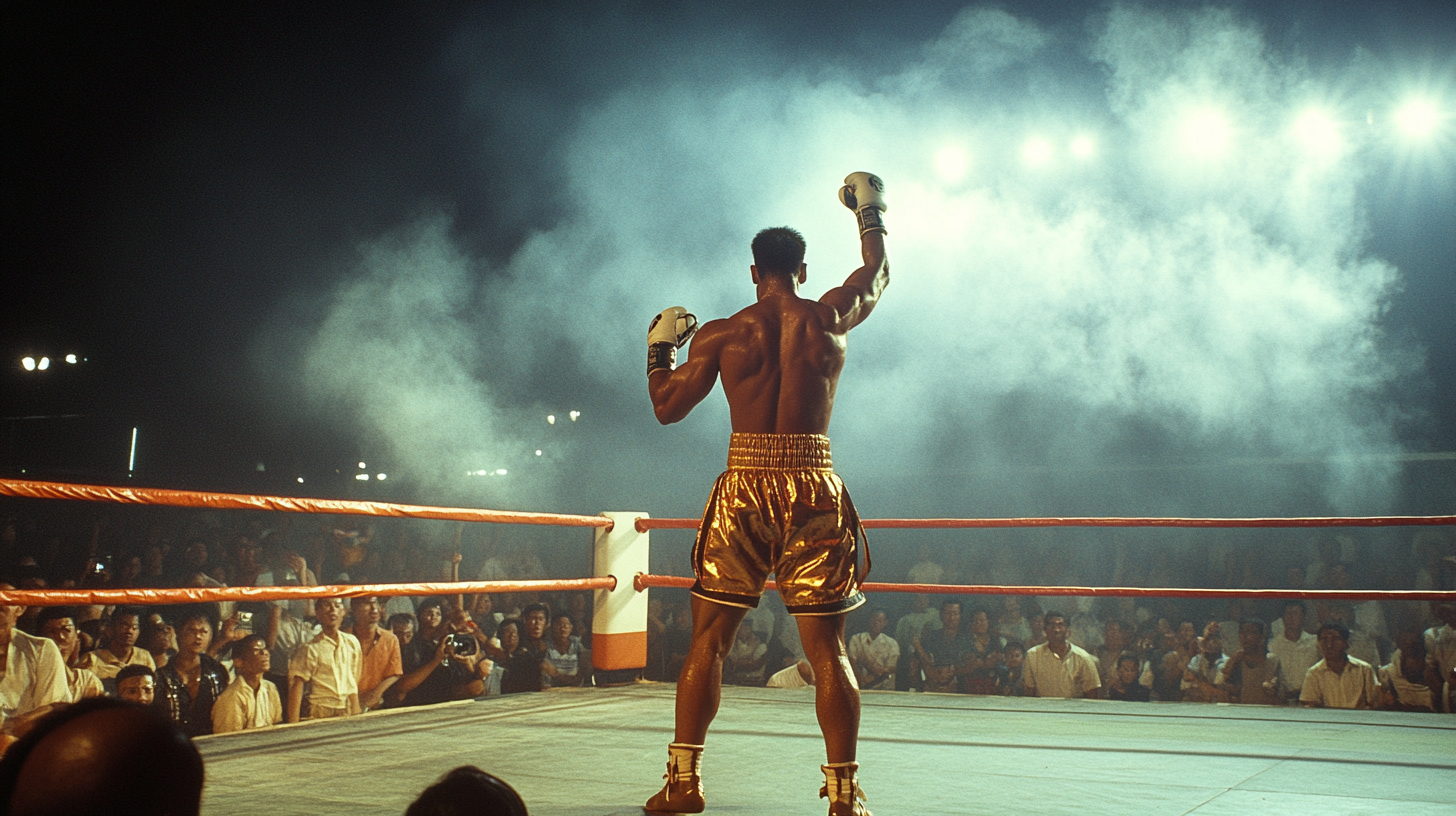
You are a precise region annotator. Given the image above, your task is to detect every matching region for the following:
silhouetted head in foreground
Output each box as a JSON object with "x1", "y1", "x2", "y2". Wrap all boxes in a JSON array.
[
  {"x1": 0, "y1": 698, "x2": 203, "y2": 816},
  {"x1": 405, "y1": 765, "x2": 529, "y2": 816}
]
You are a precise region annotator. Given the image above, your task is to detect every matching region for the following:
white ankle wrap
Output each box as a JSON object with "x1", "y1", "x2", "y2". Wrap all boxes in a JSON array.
[
  {"x1": 820, "y1": 761, "x2": 865, "y2": 805},
  {"x1": 667, "y1": 743, "x2": 703, "y2": 782}
]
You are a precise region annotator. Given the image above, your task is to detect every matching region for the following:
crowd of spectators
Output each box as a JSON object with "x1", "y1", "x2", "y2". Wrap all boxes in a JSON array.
[{"x1": 0, "y1": 504, "x2": 599, "y2": 750}]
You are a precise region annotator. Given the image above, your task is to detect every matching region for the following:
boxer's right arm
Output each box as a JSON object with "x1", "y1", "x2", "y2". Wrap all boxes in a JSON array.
[
  {"x1": 648, "y1": 319, "x2": 726, "y2": 424},
  {"x1": 822, "y1": 172, "x2": 890, "y2": 333}
]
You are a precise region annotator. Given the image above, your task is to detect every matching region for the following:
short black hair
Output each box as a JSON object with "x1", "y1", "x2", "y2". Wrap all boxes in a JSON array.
[
  {"x1": 1240, "y1": 618, "x2": 1268, "y2": 638},
  {"x1": 405, "y1": 764, "x2": 528, "y2": 816},
  {"x1": 522, "y1": 602, "x2": 550, "y2": 621},
  {"x1": 36, "y1": 606, "x2": 78, "y2": 628},
  {"x1": 417, "y1": 597, "x2": 445, "y2": 615},
  {"x1": 1042, "y1": 610, "x2": 1067, "y2": 627},
  {"x1": 1283, "y1": 600, "x2": 1307, "y2": 615},
  {"x1": 751, "y1": 227, "x2": 806, "y2": 275},
  {"x1": 115, "y1": 664, "x2": 155, "y2": 685},
  {"x1": 1317, "y1": 621, "x2": 1351, "y2": 642},
  {"x1": 387, "y1": 612, "x2": 417, "y2": 632}
]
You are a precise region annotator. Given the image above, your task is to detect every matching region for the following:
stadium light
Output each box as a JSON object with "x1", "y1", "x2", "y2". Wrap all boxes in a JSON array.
[
  {"x1": 37, "y1": 357, "x2": 50, "y2": 371},
  {"x1": 569, "y1": 410, "x2": 580, "y2": 421},
  {"x1": 1070, "y1": 135, "x2": 1095, "y2": 158},
  {"x1": 1180, "y1": 108, "x2": 1232, "y2": 157},
  {"x1": 1395, "y1": 99, "x2": 1441, "y2": 139},
  {"x1": 21, "y1": 357, "x2": 36, "y2": 371},
  {"x1": 357, "y1": 461, "x2": 367, "y2": 469},
  {"x1": 535, "y1": 449, "x2": 543, "y2": 456},
  {"x1": 1022, "y1": 137, "x2": 1053, "y2": 166},
  {"x1": 65, "y1": 354, "x2": 77, "y2": 364},
  {"x1": 547, "y1": 414, "x2": 556, "y2": 425},
  {"x1": 376, "y1": 473, "x2": 386, "y2": 480},
  {"x1": 1292, "y1": 108, "x2": 1343, "y2": 159},
  {"x1": 354, "y1": 473, "x2": 369, "y2": 481},
  {"x1": 933, "y1": 146, "x2": 970, "y2": 183}
]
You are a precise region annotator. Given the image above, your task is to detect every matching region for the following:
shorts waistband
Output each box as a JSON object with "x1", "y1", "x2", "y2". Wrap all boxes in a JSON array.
[{"x1": 727, "y1": 433, "x2": 832, "y2": 471}]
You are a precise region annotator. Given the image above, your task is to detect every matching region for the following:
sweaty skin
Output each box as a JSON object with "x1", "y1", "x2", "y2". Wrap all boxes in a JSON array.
[{"x1": 644, "y1": 230, "x2": 888, "y2": 790}]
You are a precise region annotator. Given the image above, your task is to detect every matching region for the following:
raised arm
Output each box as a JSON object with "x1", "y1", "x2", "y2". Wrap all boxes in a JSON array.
[
  {"x1": 648, "y1": 318, "x2": 727, "y2": 425},
  {"x1": 820, "y1": 172, "x2": 890, "y2": 333}
]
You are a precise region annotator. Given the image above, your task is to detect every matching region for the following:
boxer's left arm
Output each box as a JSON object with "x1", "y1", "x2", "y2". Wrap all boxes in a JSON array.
[{"x1": 649, "y1": 320, "x2": 727, "y2": 424}]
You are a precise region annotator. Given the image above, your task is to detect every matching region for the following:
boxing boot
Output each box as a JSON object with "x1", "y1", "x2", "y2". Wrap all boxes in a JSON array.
[
  {"x1": 643, "y1": 743, "x2": 705, "y2": 815},
  {"x1": 820, "y1": 761, "x2": 872, "y2": 816}
]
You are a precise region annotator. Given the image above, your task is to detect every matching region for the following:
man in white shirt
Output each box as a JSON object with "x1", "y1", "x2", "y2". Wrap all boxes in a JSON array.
[
  {"x1": 1269, "y1": 601, "x2": 1320, "y2": 704},
  {"x1": 1024, "y1": 611, "x2": 1100, "y2": 699},
  {"x1": 0, "y1": 585, "x2": 70, "y2": 736},
  {"x1": 287, "y1": 597, "x2": 362, "y2": 721},
  {"x1": 1424, "y1": 601, "x2": 1456, "y2": 713},
  {"x1": 213, "y1": 635, "x2": 282, "y2": 733},
  {"x1": 1300, "y1": 621, "x2": 1380, "y2": 709},
  {"x1": 847, "y1": 610, "x2": 899, "y2": 691}
]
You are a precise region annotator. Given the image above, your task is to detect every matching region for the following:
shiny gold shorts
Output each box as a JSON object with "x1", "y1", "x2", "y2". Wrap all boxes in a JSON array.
[{"x1": 690, "y1": 433, "x2": 869, "y2": 616}]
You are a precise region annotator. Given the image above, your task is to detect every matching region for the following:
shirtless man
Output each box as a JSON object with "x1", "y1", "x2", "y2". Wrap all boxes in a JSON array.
[{"x1": 643, "y1": 172, "x2": 889, "y2": 816}]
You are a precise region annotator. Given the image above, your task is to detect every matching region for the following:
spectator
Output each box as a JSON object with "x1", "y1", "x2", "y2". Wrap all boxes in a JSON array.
[
  {"x1": 0, "y1": 585, "x2": 69, "y2": 736},
  {"x1": 1379, "y1": 632, "x2": 1444, "y2": 712},
  {"x1": 1216, "y1": 619, "x2": 1285, "y2": 705},
  {"x1": 286, "y1": 597, "x2": 362, "y2": 722},
  {"x1": 914, "y1": 600, "x2": 973, "y2": 694},
  {"x1": 388, "y1": 612, "x2": 418, "y2": 649},
  {"x1": 35, "y1": 607, "x2": 103, "y2": 703},
  {"x1": 405, "y1": 765, "x2": 529, "y2": 816},
  {"x1": 1181, "y1": 630, "x2": 1228, "y2": 703},
  {"x1": 961, "y1": 608, "x2": 1006, "y2": 695},
  {"x1": 1106, "y1": 655, "x2": 1151, "y2": 702},
  {"x1": 1300, "y1": 621, "x2": 1380, "y2": 709},
  {"x1": 393, "y1": 597, "x2": 483, "y2": 705},
  {"x1": 78, "y1": 608, "x2": 155, "y2": 684},
  {"x1": 497, "y1": 618, "x2": 542, "y2": 695},
  {"x1": 847, "y1": 609, "x2": 898, "y2": 691},
  {"x1": 155, "y1": 610, "x2": 230, "y2": 737},
  {"x1": 541, "y1": 612, "x2": 588, "y2": 688},
  {"x1": 212, "y1": 634, "x2": 282, "y2": 733},
  {"x1": 1093, "y1": 620, "x2": 1132, "y2": 691},
  {"x1": 1425, "y1": 602, "x2": 1456, "y2": 712},
  {"x1": 264, "y1": 597, "x2": 316, "y2": 696},
  {"x1": 995, "y1": 596, "x2": 1032, "y2": 644},
  {"x1": 766, "y1": 660, "x2": 815, "y2": 688},
  {"x1": 138, "y1": 614, "x2": 177, "y2": 671},
  {"x1": 114, "y1": 665, "x2": 156, "y2": 705},
  {"x1": 1023, "y1": 611, "x2": 1100, "y2": 699},
  {"x1": 0, "y1": 698, "x2": 205, "y2": 816},
  {"x1": 997, "y1": 641, "x2": 1026, "y2": 696},
  {"x1": 1154, "y1": 623, "x2": 1197, "y2": 702},
  {"x1": 349, "y1": 596, "x2": 403, "y2": 711},
  {"x1": 893, "y1": 594, "x2": 938, "y2": 691},
  {"x1": 724, "y1": 624, "x2": 768, "y2": 687},
  {"x1": 1269, "y1": 601, "x2": 1320, "y2": 704}
]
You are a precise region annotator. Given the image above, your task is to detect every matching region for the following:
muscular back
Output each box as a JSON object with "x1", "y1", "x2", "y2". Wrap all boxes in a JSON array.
[{"x1": 648, "y1": 232, "x2": 888, "y2": 433}]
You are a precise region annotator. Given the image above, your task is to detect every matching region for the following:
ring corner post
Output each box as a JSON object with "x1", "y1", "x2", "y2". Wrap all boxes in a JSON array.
[{"x1": 593, "y1": 511, "x2": 649, "y2": 678}]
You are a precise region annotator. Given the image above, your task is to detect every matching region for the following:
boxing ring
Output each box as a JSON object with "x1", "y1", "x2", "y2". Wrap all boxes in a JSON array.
[{"x1": 2, "y1": 478, "x2": 1455, "y2": 816}]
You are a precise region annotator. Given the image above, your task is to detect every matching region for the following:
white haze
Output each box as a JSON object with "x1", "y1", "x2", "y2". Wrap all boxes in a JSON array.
[{"x1": 292, "y1": 5, "x2": 1419, "y2": 519}]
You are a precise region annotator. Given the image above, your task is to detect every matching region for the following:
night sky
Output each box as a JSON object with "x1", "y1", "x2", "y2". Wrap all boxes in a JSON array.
[{"x1": 4, "y1": 2, "x2": 1453, "y2": 520}]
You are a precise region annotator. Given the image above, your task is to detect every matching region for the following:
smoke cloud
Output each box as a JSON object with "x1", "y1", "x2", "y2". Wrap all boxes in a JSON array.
[{"x1": 287, "y1": 4, "x2": 1420, "y2": 521}]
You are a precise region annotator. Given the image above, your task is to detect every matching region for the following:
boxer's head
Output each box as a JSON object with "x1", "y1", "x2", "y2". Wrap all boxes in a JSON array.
[{"x1": 751, "y1": 227, "x2": 806, "y2": 278}]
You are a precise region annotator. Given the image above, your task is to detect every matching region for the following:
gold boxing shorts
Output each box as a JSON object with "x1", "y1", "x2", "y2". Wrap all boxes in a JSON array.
[{"x1": 690, "y1": 433, "x2": 869, "y2": 616}]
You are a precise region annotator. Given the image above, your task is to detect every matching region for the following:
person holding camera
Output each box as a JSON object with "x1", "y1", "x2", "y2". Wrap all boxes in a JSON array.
[{"x1": 391, "y1": 597, "x2": 483, "y2": 707}]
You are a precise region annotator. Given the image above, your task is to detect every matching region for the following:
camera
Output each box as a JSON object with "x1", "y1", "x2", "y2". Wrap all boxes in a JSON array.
[
  {"x1": 446, "y1": 633, "x2": 477, "y2": 656},
  {"x1": 236, "y1": 611, "x2": 254, "y2": 632}
]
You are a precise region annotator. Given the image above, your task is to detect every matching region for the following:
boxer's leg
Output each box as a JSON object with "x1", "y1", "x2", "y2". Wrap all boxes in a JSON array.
[
  {"x1": 796, "y1": 611, "x2": 859, "y2": 763},
  {"x1": 673, "y1": 594, "x2": 749, "y2": 744}
]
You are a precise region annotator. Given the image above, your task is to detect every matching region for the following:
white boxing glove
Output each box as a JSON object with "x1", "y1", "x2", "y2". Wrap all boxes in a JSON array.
[
  {"x1": 838, "y1": 171, "x2": 887, "y2": 236},
  {"x1": 647, "y1": 307, "x2": 698, "y2": 375}
]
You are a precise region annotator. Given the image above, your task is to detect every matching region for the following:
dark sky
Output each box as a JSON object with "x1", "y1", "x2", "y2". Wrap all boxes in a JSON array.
[{"x1": 3, "y1": 2, "x2": 1453, "y2": 516}]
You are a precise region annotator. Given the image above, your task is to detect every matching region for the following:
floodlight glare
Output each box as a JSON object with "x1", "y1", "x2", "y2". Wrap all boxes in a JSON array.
[
  {"x1": 37, "y1": 357, "x2": 50, "y2": 371},
  {"x1": 1180, "y1": 109, "x2": 1232, "y2": 157},
  {"x1": 535, "y1": 449, "x2": 543, "y2": 456},
  {"x1": 376, "y1": 473, "x2": 386, "y2": 480},
  {"x1": 1022, "y1": 137, "x2": 1053, "y2": 166},
  {"x1": 1292, "y1": 108, "x2": 1343, "y2": 158},
  {"x1": 65, "y1": 354, "x2": 77, "y2": 364},
  {"x1": 358, "y1": 461, "x2": 367, "y2": 469},
  {"x1": 547, "y1": 414, "x2": 556, "y2": 425},
  {"x1": 21, "y1": 357, "x2": 36, "y2": 371},
  {"x1": 355, "y1": 473, "x2": 369, "y2": 481},
  {"x1": 1070, "y1": 135, "x2": 1095, "y2": 158},
  {"x1": 933, "y1": 146, "x2": 970, "y2": 182},
  {"x1": 495, "y1": 468, "x2": 507, "y2": 476},
  {"x1": 569, "y1": 410, "x2": 580, "y2": 421},
  {"x1": 297, "y1": 477, "x2": 305, "y2": 483},
  {"x1": 1395, "y1": 99, "x2": 1441, "y2": 139}
]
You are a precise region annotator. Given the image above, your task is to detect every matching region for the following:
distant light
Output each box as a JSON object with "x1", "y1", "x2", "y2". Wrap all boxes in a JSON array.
[
  {"x1": 297, "y1": 477, "x2": 305, "y2": 484},
  {"x1": 1395, "y1": 99, "x2": 1441, "y2": 139},
  {"x1": 495, "y1": 468, "x2": 507, "y2": 476},
  {"x1": 546, "y1": 415, "x2": 556, "y2": 425},
  {"x1": 358, "y1": 461, "x2": 367, "y2": 469},
  {"x1": 376, "y1": 473, "x2": 386, "y2": 480},
  {"x1": 21, "y1": 357, "x2": 35, "y2": 371},
  {"x1": 1021, "y1": 137, "x2": 1053, "y2": 166},
  {"x1": 933, "y1": 146, "x2": 970, "y2": 183},
  {"x1": 475, "y1": 469, "x2": 488, "y2": 476},
  {"x1": 37, "y1": 357, "x2": 50, "y2": 371},
  {"x1": 1292, "y1": 108, "x2": 1343, "y2": 158},
  {"x1": 355, "y1": 473, "x2": 369, "y2": 481},
  {"x1": 1180, "y1": 108, "x2": 1232, "y2": 157},
  {"x1": 569, "y1": 410, "x2": 580, "y2": 421},
  {"x1": 256, "y1": 462, "x2": 266, "y2": 472},
  {"x1": 128, "y1": 427, "x2": 138, "y2": 473},
  {"x1": 535, "y1": 449, "x2": 543, "y2": 456},
  {"x1": 64, "y1": 354, "x2": 77, "y2": 364},
  {"x1": 1070, "y1": 135, "x2": 1095, "y2": 158}
]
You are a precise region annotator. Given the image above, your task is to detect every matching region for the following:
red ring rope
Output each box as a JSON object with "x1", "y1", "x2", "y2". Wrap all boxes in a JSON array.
[
  {"x1": 635, "y1": 515, "x2": 1456, "y2": 532},
  {"x1": 0, "y1": 478, "x2": 613, "y2": 529},
  {"x1": 0, "y1": 577, "x2": 616, "y2": 608}
]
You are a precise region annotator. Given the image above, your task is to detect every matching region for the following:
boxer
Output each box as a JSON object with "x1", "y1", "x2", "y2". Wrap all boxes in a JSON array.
[{"x1": 644, "y1": 172, "x2": 889, "y2": 816}]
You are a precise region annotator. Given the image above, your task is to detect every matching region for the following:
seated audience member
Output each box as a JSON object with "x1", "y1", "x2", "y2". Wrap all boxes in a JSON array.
[
  {"x1": 405, "y1": 765, "x2": 529, "y2": 816},
  {"x1": 78, "y1": 608, "x2": 155, "y2": 684},
  {"x1": 155, "y1": 610, "x2": 230, "y2": 737},
  {"x1": 995, "y1": 596, "x2": 1032, "y2": 644},
  {"x1": 0, "y1": 587, "x2": 69, "y2": 735},
  {"x1": 1216, "y1": 619, "x2": 1285, "y2": 705},
  {"x1": 496, "y1": 618, "x2": 541, "y2": 695},
  {"x1": 725, "y1": 623, "x2": 769, "y2": 687},
  {"x1": 541, "y1": 612, "x2": 588, "y2": 688},
  {"x1": 1269, "y1": 601, "x2": 1320, "y2": 704},
  {"x1": 1423, "y1": 601, "x2": 1456, "y2": 710},
  {"x1": 847, "y1": 609, "x2": 899, "y2": 691},
  {"x1": 0, "y1": 697, "x2": 204, "y2": 816},
  {"x1": 1182, "y1": 630, "x2": 1228, "y2": 703},
  {"x1": 962, "y1": 608, "x2": 1006, "y2": 695},
  {"x1": 212, "y1": 634, "x2": 282, "y2": 733},
  {"x1": 393, "y1": 598, "x2": 483, "y2": 706},
  {"x1": 766, "y1": 660, "x2": 815, "y2": 688},
  {"x1": 997, "y1": 641, "x2": 1026, "y2": 696},
  {"x1": 1106, "y1": 655, "x2": 1151, "y2": 702},
  {"x1": 1094, "y1": 620, "x2": 1133, "y2": 691},
  {"x1": 388, "y1": 612, "x2": 418, "y2": 649},
  {"x1": 1024, "y1": 611, "x2": 1100, "y2": 699},
  {"x1": 35, "y1": 607, "x2": 103, "y2": 702},
  {"x1": 915, "y1": 601, "x2": 974, "y2": 694},
  {"x1": 894, "y1": 594, "x2": 938, "y2": 691},
  {"x1": 1321, "y1": 602, "x2": 1380, "y2": 668},
  {"x1": 287, "y1": 597, "x2": 362, "y2": 722},
  {"x1": 113, "y1": 665, "x2": 156, "y2": 706},
  {"x1": 1300, "y1": 621, "x2": 1380, "y2": 709},
  {"x1": 1155, "y1": 624, "x2": 1197, "y2": 702},
  {"x1": 350, "y1": 596, "x2": 403, "y2": 711},
  {"x1": 1379, "y1": 632, "x2": 1444, "y2": 713},
  {"x1": 138, "y1": 614, "x2": 177, "y2": 671},
  {"x1": 265, "y1": 598, "x2": 317, "y2": 694}
]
